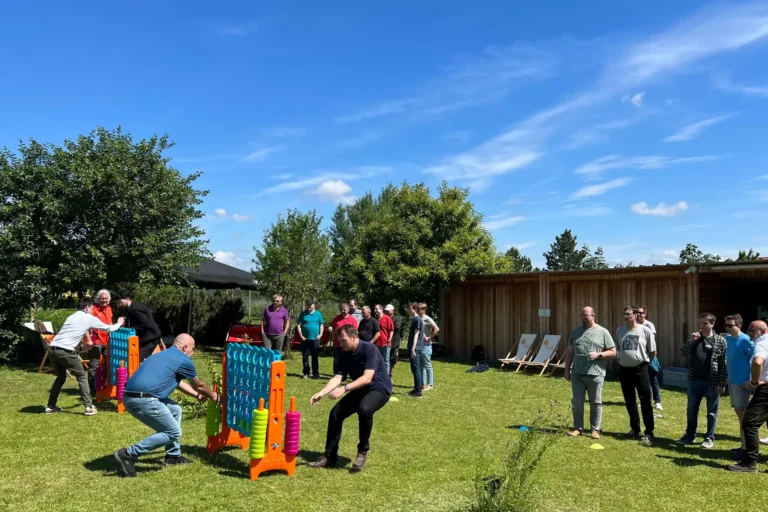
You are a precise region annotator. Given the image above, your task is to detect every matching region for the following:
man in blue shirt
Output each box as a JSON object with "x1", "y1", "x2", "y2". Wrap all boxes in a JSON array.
[
  {"x1": 297, "y1": 299, "x2": 325, "y2": 379},
  {"x1": 407, "y1": 302, "x2": 425, "y2": 399},
  {"x1": 308, "y1": 324, "x2": 391, "y2": 473},
  {"x1": 724, "y1": 314, "x2": 755, "y2": 459},
  {"x1": 113, "y1": 334, "x2": 219, "y2": 477}
]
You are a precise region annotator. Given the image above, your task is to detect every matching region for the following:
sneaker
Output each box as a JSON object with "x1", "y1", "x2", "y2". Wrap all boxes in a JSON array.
[
  {"x1": 114, "y1": 448, "x2": 137, "y2": 477},
  {"x1": 301, "y1": 375, "x2": 309, "y2": 379},
  {"x1": 164, "y1": 455, "x2": 193, "y2": 466},
  {"x1": 760, "y1": 436, "x2": 768, "y2": 446},
  {"x1": 423, "y1": 385, "x2": 433, "y2": 391},
  {"x1": 640, "y1": 435, "x2": 654, "y2": 446},
  {"x1": 44, "y1": 406, "x2": 62, "y2": 415},
  {"x1": 311, "y1": 375, "x2": 320, "y2": 380},
  {"x1": 655, "y1": 402, "x2": 663, "y2": 411},
  {"x1": 350, "y1": 452, "x2": 367, "y2": 473},
  {"x1": 567, "y1": 429, "x2": 582, "y2": 437},
  {"x1": 84, "y1": 406, "x2": 97, "y2": 416},
  {"x1": 590, "y1": 430, "x2": 600, "y2": 440},
  {"x1": 675, "y1": 436, "x2": 694, "y2": 445},
  {"x1": 727, "y1": 462, "x2": 758, "y2": 473},
  {"x1": 308, "y1": 457, "x2": 336, "y2": 469},
  {"x1": 625, "y1": 429, "x2": 639, "y2": 438},
  {"x1": 701, "y1": 438, "x2": 714, "y2": 449},
  {"x1": 407, "y1": 390, "x2": 423, "y2": 398}
]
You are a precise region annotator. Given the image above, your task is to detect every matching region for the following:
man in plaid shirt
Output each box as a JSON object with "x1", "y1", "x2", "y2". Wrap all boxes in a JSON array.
[{"x1": 676, "y1": 312, "x2": 728, "y2": 449}]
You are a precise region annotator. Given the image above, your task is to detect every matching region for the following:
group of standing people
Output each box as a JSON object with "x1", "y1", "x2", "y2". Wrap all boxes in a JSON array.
[{"x1": 564, "y1": 305, "x2": 768, "y2": 472}]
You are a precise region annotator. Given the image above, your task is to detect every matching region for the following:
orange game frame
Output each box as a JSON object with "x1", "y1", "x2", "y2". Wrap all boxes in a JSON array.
[{"x1": 95, "y1": 335, "x2": 139, "y2": 413}]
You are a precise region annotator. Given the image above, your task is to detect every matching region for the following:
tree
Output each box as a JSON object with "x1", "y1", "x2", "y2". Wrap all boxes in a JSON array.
[
  {"x1": 736, "y1": 249, "x2": 761, "y2": 262},
  {"x1": 328, "y1": 182, "x2": 506, "y2": 315},
  {"x1": 679, "y1": 243, "x2": 721, "y2": 265},
  {"x1": 253, "y1": 209, "x2": 332, "y2": 320},
  {"x1": 582, "y1": 245, "x2": 609, "y2": 270},
  {"x1": 543, "y1": 230, "x2": 586, "y2": 270},
  {"x1": 504, "y1": 246, "x2": 534, "y2": 272}
]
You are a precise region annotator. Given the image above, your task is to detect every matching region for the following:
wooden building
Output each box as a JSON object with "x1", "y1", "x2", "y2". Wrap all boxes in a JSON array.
[{"x1": 440, "y1": 261, "x2": 768, "y2": 366}]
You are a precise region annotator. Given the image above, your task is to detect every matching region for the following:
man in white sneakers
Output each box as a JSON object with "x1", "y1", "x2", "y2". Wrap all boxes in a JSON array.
[{"x1": 45, "y1": 298, "x2": 125, "y2": 416}]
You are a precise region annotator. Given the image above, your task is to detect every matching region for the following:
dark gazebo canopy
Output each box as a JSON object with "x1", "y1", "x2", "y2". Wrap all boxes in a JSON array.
[{"x1": 185, "y1": 259, "x2": 258, "y2": 290}]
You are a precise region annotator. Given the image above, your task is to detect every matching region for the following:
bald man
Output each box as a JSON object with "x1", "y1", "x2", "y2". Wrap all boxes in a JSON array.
[
  {"x1": 730, "y1": 321, "x2": 768, "y2": 472},
  {"x1": 564, "y1": 306, "x2": 616, "y2": 439},
  {"x1": 114, "y1": 334, "x2": 218, "y2": 478}
]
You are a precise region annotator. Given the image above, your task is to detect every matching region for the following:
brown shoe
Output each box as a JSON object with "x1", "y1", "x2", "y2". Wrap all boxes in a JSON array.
[
  {"x1": 567, "y1": 429, "x2": 582, "y2": 437},
  {"x1": 590, "y1": 430, "x2": 600, "y2": 440},
  {"x1": 308, "y1": 457, "x2": 336, "y2": 469},
  {"x1": 350, "y1": 452, "x2": 367, "y2": 473}
]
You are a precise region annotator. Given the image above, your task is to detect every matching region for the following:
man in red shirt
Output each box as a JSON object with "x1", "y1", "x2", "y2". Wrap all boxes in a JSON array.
[
  {"x1": 375, "y1": 304, "x2": 394, "y2": 375},
  {"x1": 331, "y1": 303, "x2": 358, "y2": 381},
  {"x1": 87, "y1": 289, "x2": 113, "y2": 393}
]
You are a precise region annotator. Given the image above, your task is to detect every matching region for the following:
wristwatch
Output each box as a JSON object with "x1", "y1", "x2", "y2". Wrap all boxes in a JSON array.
[
  {"x1": 344, "y1": 385, "x2": 349, "y2": 392},
  {"x1": 598, "y1": 353, "x2": 603, "y2": 359}
]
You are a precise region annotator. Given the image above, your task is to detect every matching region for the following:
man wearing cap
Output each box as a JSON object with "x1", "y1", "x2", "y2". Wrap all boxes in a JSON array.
[{"x1": 297, "y1": 299, "x2": 325, "y2": 379}]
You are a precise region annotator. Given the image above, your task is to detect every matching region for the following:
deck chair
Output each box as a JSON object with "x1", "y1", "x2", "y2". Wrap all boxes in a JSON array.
[
  {"x1": 519, "y1": 335, "x2": 562, "y2": 376},
  {"x1": 25, "y1": 321, "x2": 55, "y2": 373},
  {"x1": 498, "y1": 334, "x2": 537, "y2": 372}
]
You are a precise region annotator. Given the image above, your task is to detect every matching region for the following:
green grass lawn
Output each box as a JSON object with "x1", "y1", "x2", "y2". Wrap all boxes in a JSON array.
[{"x1": 1, "y1": 352, "x2": 766, "y2": 512}]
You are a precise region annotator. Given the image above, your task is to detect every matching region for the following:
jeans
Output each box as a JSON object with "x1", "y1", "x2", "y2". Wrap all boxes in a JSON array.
[
  {"x1": 48, "y1": 347, "x2": 92, "y2": 407},
  {"x1": 86, "y1": 345, "x2": 106, "y2": 394},
  {"x1": 263, "y1": 333, "x2": 285, "y2": 352},
  {"x1": 684, "y1": 379, "x2": 720, "y2": 441},
  {"x1": 333, "y1": 347, "x2": 348, "y2": 380},
  {"x1": 421, "y1": 344, "x2": 433, "y2": 386},
  {"x1": 648, "y1": 365, "x2": 662, "y2": 404},
  {"x1": 124, "y1": 396, "x2": 182, "y2": 457},
  {"x1": 324, "y1": 388, "x2": 390, "y2": 459},
  {"x1": 619, "y1": 363, "x2": 654, "y2": 435},
  {"x1": 571, "y1": 374, "x2": 604, "y2": 432},
  {"x1": 379, "y1": 346, "x2": 391, "y2": 375},
  {"x1": 302, "y1": 339, "x2": 320, "y2": 377},
  {"x1": 741, "y1": 385, "x2": 768, "y2": 466},
  {"x1": 410, "y1": 350, "x2": 423, "y2": 392}
]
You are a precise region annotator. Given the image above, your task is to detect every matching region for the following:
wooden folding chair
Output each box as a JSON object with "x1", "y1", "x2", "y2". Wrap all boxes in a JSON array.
[
  {"x1": 498, "y1": 334, "x2": 537, "y2": 372},
  {"x1": 519, "y1": 335, "x2": 562, "y2": 376}
]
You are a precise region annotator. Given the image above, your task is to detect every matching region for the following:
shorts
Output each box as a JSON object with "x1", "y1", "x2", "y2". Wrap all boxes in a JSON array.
[{"x1": 729, "y1": 383, "x2": 751, "y2": 410}]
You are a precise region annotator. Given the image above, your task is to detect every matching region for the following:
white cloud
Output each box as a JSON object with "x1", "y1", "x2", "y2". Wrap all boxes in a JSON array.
[
  {"x1": 631, "y1": 201, "x2": 689, "y2": 217},
  {"x1": 231, "y1": 213, "x2": 252, "y2": 222},
  {"x1": 483, "y1": 215, "x2": 526, "y2": 231},
  {"x1": 214, "y1": 208, "x2": 227, "y2": 217},
  {"x1": 511, "y1": 242, "x2": 535, "y2": 250},
  {"x1": 213, "y1": 250, "x2": 247, "y2": 268},
  {"x1": 335, "y1": 45, "x2": 556, "y2": 124},
  {"x1": 310, "y1": 180, "x2": 357, "y2": 205},
  {"x1": 574, "y1": 154, "x2": 722, "y2": 178},
  {"x1": 244, "y1": 147, "x2": 281, "y2": 162},
  {"x1": 560, "y1": 204, "x2": 613, "y2": 217},
  {"x1": 571, "y1": 178, "x2": 633, "y2": 199},
  {"x1": 663, "y1": 113, "x2": 737, "y2": 142},
  {"x1": 562, "y1": 117, "x2": 640, "y2": 150},
  {"x1": 622, "y1": 91, "x2": 646, "y2": 106},
  {"x1": 751, "y1": 174, "x2": 768, "y2": 182},
  {"x1": 714, "y1": 74, "x2": 768, "y2": 98}
]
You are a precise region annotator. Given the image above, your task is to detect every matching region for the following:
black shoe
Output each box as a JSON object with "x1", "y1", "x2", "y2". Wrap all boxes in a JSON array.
[
  {"x1": 727, "y1": 462, "x2": 758, "y2": 473},
  {"x1": 312, "y1": 375, "x2": 320, "y2": 379},
  {"x1": 114, "y1": 448, "x2": 137, "y2": 477},
  {"x1": 164, "y1": 455, "x2": 193, "y2": 466},
  {"x1": 350, "y1": 452, "x2": 367, "y2": 473},
  {"x1": 625, "y1": 429, "x2": 640, "y2": 438},
  {"x1": 407, "y1": 390, "x2": 423, "y2": 398},
  {"x1": 308, "y1": 456, "x2": 336, "y2": 469}
]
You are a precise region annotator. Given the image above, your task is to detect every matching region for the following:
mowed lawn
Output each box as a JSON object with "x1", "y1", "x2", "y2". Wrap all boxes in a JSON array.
[{"x1": 1, "y1": 351, "x2": 766, "y2": 512}]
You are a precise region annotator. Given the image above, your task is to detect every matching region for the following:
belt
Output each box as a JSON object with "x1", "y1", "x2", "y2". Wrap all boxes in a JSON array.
[
  {"x1": 123, "y1": 391, "x2": 157, "y2": 399},
  {"x1": 50, "y1": 346, "x2": 75, "y2": 354}
]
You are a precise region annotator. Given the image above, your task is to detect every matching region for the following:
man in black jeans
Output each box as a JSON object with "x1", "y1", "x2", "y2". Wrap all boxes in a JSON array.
[
  {"x1": 729, "y1": 320, "x2": 768, "y2": 472},
  {"x1": 308, "y1": 324, "x2": 391, "y2": 473},
  {"x1": 117, "y1": 292, "x2": 162, "y2": 362}
]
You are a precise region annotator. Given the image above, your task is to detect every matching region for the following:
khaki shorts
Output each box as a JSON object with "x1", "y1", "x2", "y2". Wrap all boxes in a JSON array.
[{"x1": 729, "y1": 383, "x2": 752, "y2": 410}]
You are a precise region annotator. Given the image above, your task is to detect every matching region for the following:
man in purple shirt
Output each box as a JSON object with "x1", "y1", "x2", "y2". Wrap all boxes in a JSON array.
[{"x1": 261, "y1": 294, "x2": 290, "y2": 352}]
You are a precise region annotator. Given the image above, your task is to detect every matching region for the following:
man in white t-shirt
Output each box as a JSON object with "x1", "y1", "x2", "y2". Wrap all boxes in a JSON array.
[
  {"x1": 637, "y1": 306, "x2": 662, "y2": 410},
  {"x1": 616, "y1": 306, "x2": 657, "y2": 446},
  {"x1": 728, "y1": 321, "x2": 768, "y2": 473}
]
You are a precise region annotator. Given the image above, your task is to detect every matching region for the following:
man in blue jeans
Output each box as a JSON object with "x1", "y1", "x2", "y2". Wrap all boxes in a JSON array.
[
  {"x1": 113, "y1": 334, "x2": 219, "y2": 477},
  {"x1": 676, "y1": 312, "x2": 727, "y2": 449},
  {"x1": 407, "y1": 302, "x2": 424, "y2": 398}
]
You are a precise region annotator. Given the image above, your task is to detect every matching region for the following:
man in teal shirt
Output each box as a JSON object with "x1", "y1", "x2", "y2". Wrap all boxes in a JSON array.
[
  {"x1": 564, "y1": 306, "x2": 616, "y2": 440},
  {"x1": 298, "y1": 299, "x2": 325, "y2": 379}
]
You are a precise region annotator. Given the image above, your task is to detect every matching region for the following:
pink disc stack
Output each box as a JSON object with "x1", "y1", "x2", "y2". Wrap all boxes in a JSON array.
[
  {"x1": 283, "y1": 411, "x2": 301, "y2": 455},
  {"x1": 116, "y1": 367, "x2": 128, "y2": 400},
  {"x1": 94, "y1": 365, "x2": 106, "y2": 391}
]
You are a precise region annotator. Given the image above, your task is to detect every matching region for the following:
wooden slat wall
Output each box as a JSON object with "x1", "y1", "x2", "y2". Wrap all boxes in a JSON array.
[{"x1": 442, "y1": 271, "x2": 702, "y2": 366}]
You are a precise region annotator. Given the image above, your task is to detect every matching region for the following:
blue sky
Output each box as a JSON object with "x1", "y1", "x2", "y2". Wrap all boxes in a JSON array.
[{"x1": 2, "y1": 1, "x2": 768, "y2": 269}]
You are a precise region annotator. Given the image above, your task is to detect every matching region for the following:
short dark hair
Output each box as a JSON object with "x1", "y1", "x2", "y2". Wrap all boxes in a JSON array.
[
  {"x1": 624, "y1": 305, "x2": 639, "y2": 315},
  {"x1": 699, "y1": 312, "x2": 716, "y2": 324},
  {"x1": 336, "y1": 324, "x2": 358, "y2": 340},
  {"x1": 78, "y1": 298, "x2": 94, "y2": 310},
  {"x1": 725, "y1": 314, "x2": 743, "y2": 328},
  {"x1": 117, "y1": 291, "x2": 133, "y2": 301}
]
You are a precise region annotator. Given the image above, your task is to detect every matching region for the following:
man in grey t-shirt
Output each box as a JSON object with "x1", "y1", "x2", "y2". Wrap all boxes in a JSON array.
[{"x1": 616, "y1": 306, "x2": 657, "y2": 445}]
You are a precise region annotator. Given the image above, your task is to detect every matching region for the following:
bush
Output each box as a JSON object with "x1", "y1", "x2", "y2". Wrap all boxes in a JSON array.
[{"x1": 33, "y1": 309, "x2": 77, "y2": 333}]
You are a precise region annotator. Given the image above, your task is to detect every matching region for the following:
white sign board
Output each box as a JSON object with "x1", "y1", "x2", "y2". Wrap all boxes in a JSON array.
[{"x1": 538, "y1": 308, "x2": 551, "y2": 317}]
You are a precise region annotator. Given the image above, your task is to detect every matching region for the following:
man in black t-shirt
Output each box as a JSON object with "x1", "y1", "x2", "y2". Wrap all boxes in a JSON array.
[
  {"x1": 309, "y1": 324, "x2": 391, "y2": 473},
  {"x1": 357, "y1": 306, "x2": 380, "y2": 344}
]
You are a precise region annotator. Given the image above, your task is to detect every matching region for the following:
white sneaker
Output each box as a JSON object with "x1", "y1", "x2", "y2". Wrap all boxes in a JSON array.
[
  {"x1": 655, "y1": 403, "x2": 663, "y2": 411},
  {"x1": 45, "y1": 406, "x2": 62, "y2": 414},
  {"x1": 84, "y1": 406, "x2": 98, "y2": 416},
  {"x1": 760, "y1": 436, "x2": 768, "y2": 446}
]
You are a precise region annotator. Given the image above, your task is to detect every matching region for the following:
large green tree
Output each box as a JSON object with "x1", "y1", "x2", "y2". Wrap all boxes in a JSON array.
[
  {"x1": 679, "y1": 243, "x2": 721, "y2": 264},
  {"x1": 543, "y1": 230, "x2": 607, "y2": 271},
  {"x1": 328, "y1": 182, "x2": 507, "y2": 314},
  {"x1": 504, "y1": 246, "x2": 534, "y2": 272},
  {"x1": 253, "y1": 209, "x2": 332, "y2": 320}
]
